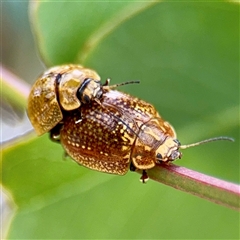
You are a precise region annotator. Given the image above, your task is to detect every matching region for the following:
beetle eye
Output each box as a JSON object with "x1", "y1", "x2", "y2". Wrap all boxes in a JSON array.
[
  {"x1": 96, "y1": 89, "x2": 103, "y2": 99},
  {"x1": 170, "y1": 150, "x2": 181, "y2": 160},
  {"x1": 173, "y1": 139, "x2": 181, "y2": 146},
  {"x1": 83, "y1": 95, "x2": 91, "y2": 104},
  {"x1": 156, "y1": 153, "x2": 162, "y2": 160}
]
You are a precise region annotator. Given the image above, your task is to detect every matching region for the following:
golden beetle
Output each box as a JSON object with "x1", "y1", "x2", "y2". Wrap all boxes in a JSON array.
[
  {"x1": 28, "y1": 65, "x2": 233, "y2": 182},
  {"x1": 28, "y1": 64, "x2": 127, "y2": 135},
  {"x1": 55, "y1": 90, "x2": 232, "y2": 182}
]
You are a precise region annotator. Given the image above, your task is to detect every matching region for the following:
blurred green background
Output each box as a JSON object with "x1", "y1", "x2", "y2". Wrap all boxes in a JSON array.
[{"x1": 1, "y1": 1, "x2": 239, "y2": 239}]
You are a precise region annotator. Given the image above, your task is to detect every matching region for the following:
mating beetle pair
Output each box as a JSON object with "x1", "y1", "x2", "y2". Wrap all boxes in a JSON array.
[{"x1": 28, "y1": 64, "x2": 233, "y2": 182}]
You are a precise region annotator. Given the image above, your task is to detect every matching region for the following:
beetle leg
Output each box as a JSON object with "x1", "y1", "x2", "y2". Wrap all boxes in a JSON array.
[
  {"x1": 102, "y1": 78, "x2": 111, "y2": 86},
  {"x1": 140, "y1": 170, "x2": 149, "y2": 183},
  {"x1": 130, "y1": 163, "x2": 149, "y2": 183},
  {"x1": 49, "y1": 123, "x2": 63, "y2": 143},
  {"x1": 130, "y1": 162, "x2": 136, "y2": 172},
  {"x1": 62, "y1": 150, "x2": 70, "y2": 161}
]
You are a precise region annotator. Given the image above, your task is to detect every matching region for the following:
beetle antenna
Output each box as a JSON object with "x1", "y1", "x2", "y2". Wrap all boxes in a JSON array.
[
  {"x1": 180, "y1": 136, "x2": 234, "y2": 149},
  {"x1": 103, "y1": 78, "x2": 140, "y2": 90}
]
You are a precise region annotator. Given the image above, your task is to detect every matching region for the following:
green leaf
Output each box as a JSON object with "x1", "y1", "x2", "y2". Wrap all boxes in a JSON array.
[
  {"x1": 30, "y1": 1, "x2": 155, "y2": 66},
  {"x1": 2, "y1": 1, "x2": 239, "y2": 239}
]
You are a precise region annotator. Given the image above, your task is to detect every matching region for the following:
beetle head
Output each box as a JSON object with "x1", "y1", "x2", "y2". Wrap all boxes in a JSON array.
[
  {"x1": 155, "y1": 138, "x2": 182, "y2": 162},
  {"x1": 77, "y1": 78, "x2": 102, "y2": 104}
]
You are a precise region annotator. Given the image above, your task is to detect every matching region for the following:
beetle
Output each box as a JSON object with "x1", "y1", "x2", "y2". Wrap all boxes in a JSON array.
[
  {"x1": 28, "y1": 65, "x2": 233, "y2": 182},
  {"x1": 28, "y1": 64, "x2": 138, "y2": 136},
  {"x1": 27, "y1": 64, "x2": 101, "y2": 135},
  {"x1": 58, "y1": 89, "x2": 233, "y2": 182}
]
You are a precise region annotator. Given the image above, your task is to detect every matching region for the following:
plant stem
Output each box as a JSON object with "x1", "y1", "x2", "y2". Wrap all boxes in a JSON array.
[
  {"x1": 137, "y1": 163, "x2": 240, "y2": 211},
  {"x1": 1, "y1": 64, "x2": 30, "y2": 109}
]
